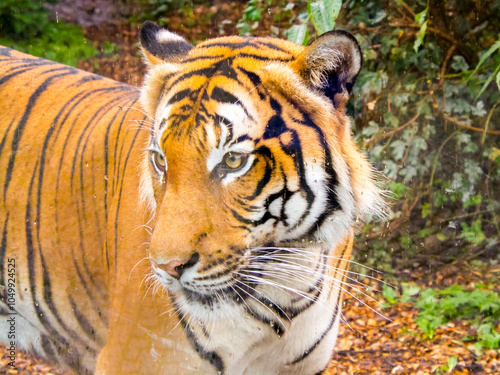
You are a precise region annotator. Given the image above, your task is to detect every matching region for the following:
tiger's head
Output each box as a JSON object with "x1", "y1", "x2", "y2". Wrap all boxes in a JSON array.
[{"x1": 138, "y1": 21, "x2": 383, "y2": 323}]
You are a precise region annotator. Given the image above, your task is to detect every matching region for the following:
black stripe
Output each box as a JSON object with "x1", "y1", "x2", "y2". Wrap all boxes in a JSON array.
[
  {"x1": 287, "y1": 242, "x2": 349, "y2": 366},
  {"x1": 69, "y1": 295, "x2": 102, "y2": 346},
  {"x1": 0, "y1": 61, "x2": 55, "y2": 87},
  {"x1": 237, "y1": 66, "x2": 261, "y2": 88},
  {"x1": 112, "y1": 104, "x2": 145, "y2": 197},
  {"x1": 181, "y1": 54, "x2": 226, "y2": 64},
  {"x1": 237, "y1": 53, "x2": 293, "y2": 62},
  {"x1": 244, "y1": 149, "x2": 273, "y2": 201},
  {"x1": 78, "y1": 95, "x2": 137, "y2": 254},
  {"x1": 113, "y1": 120, "x2": 145, "y2": 275},
  {"x1": 104, "y1": 97, "x2": 140, "y2": 271},
  {"x1": 40, "y1": 334, "x2": 56, "y2": 360},
  {"x1": 70, "y1": 93, "x2": 130, "y2": 188},
  {"x1": 254, "y1": 40, "x2": 293, "y2": 53},
  {"x1": 289, "y1": 292, "x2": 341, "y2": 365},
  {"x1": 26, "y1": 163, "x2": 79, "y2": 368},
  {"x1": 0, "y1": 119, "x2": 15, "y2": 173},
  {"x1": 198, "y1": 39, "x2": 292, "y2": 55},
  {"x1": 72, "y1": 96, "x2": 120, "y2": 287},
  {"x1": 51, "y1": 89, "x2": 133, "y2": 324},
  {"x1": 52, "y1": 88, "x2": 128, "y2": 309},
  {"x1": 3, "y1": 68, "x2": 76, "y2": 201},
  {"x1": 173, "y1": 300, "x2": 225, "y2": 373},
  {"x1": 34, "y1": 121, "x2": 98, "y2": 346},
  {"x1": 0, "y1": 213, "x2": 8, "y2": 290},
  {"x1": 166, "y1": 88, "x2": 192, "y2": 106}
]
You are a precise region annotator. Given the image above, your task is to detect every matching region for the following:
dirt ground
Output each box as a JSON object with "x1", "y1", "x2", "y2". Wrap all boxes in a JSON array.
[{"x1": 1, "y1": 0, "x2": 499, "y2": 374}]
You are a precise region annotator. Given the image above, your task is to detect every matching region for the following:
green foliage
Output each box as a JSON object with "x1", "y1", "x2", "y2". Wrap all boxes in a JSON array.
[
  {"x1": 413, "y1": 7, "x2": 428, "y2": 52},
  {"x1": 0, "y1": 0, "x2": 96, "y2": 66},
  {"x1": 237, "y1": 0, "x2": 264, "y2": 36},
  {"x1": 235, "y1": 0, "x2": 499, "y2": 276},
  {"x1": 237, "y1": 0, "x2": 342, "y2": 43},
  {"x1": 344, "y1": 0, "x2": 500, "y2": 269},
  {"x1": 435, "y1": 356, "x2": 458, "y2": 374},
  {"x1": 286, "y1": 0, "x2": 342, "y2": 44},
  {"x1": 383, "y1": 283, "x2": 500, "y2": 350}
]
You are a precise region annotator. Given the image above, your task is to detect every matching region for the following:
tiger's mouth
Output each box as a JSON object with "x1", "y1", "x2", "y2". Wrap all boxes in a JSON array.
[{"x1": 151, "y1": 245, "x2": 327, "y2": 320}]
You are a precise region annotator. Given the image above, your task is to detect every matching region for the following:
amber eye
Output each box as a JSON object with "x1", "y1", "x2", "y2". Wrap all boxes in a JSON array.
[
  {"x1": 223, "y1": 152, "x2": 247, "y2": 170},
  {"x1": 151, "y1": 151, "x2": 166, "y2": 174}
]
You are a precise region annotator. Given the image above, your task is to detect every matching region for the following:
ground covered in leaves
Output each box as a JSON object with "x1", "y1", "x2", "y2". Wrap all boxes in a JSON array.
[{"x1": 1, "y1": 1, "x2": 499, "y2": 374}]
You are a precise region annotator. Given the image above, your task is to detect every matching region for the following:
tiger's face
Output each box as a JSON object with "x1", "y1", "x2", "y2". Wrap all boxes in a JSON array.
[{"x1": 138, "y1": 22, "x2": 383, "y2": 324}]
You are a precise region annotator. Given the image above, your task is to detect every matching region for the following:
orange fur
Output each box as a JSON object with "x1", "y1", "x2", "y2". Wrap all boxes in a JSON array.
[{"x1": 0, "y1": 26, "x2": 383, "y2": 375}]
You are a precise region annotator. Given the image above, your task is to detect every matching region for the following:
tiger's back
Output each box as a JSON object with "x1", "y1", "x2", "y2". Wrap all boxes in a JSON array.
[{"x1": 0, "y1": 46, "x2": 147, "y2": 372}]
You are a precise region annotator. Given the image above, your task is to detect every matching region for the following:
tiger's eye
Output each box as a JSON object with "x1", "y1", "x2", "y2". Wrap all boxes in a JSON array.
[
  {"x1": 224, "y1": 153, "x2": 245, "y2": 169},
  {"x1": 152, "y1": 152, "x2": 166, "y2": 173}
]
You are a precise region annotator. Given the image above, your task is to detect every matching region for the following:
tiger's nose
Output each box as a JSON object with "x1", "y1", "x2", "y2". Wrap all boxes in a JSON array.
[{"x1": 156, "y1": 252, "x2": 200, "y2": 279}]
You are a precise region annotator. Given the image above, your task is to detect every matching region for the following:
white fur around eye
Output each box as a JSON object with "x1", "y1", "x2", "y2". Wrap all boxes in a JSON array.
[
  {"x1": 268, "y1": 197, "x2": 283, "y2": 217},
  {"x1": 284, "y1": 193, "x2": 307, "y2": 227},
  {"x1": 155, "y1": 105, "x2": 172, "y2": 129}
]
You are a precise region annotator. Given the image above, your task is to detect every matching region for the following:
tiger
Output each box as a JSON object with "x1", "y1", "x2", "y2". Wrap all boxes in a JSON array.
[{"x1": 0, "y1": 21, "x2": 383, "y2": 374}]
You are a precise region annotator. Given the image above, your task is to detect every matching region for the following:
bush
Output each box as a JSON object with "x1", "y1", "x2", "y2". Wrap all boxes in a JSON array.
[
  {"x1": 345, "y1": 0, "x2": 500, "y2": 268},
  {"x1": 238, "y1": 0, "x2": 500, "y2": 270},
  {"x1": 0, "y1": 0, "x2": 96, "y2": 66}
]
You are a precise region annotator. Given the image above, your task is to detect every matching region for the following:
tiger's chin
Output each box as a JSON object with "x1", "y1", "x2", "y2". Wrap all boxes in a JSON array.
[
  {"x1": 147, "y1": 240, "x2": 347, "y2": 375},
  {"x1": 151, "y1": 242, "x2": 329, "y2": 325}
]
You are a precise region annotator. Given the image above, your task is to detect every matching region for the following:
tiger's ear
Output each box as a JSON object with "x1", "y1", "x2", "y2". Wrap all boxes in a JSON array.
[
  {"x1": 291, "y1": 30, "x2": 362, "y2": 107},
  {"x1": 139, "y1": 21, "x2": 193, "y2": 65}
]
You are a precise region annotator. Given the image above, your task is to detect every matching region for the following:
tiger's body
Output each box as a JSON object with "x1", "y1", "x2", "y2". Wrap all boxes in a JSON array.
[{"x1": 0, "y1": 23, "x2": 383, "y2": 374}]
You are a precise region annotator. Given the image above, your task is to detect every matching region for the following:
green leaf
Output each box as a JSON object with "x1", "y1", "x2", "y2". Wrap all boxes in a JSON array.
[
  {"x1": 417, "y1": 228, "x2": 432, "y2": 237},
  {"x1": 287, "y1": 24, "x2": 309, "y2": 45},
  {"x1": 451, "y1": 55, "x2": 469, "y2": 72},
  {"x1": 446, "y1": 356, "x2": 458, "y2": 373},
  {"x1": 413, "y1": 20, "x2": 428, "y2": 52},
  {"x1": 382, "y1": 284, "x2": 397, "y2": 304},
  {"x1": 390, "y1": 140, "x2": 407, "y2": 160},
  {"x1": 463, "y1": 194, "x2": 482, "y2": 209},
  {"x1": 421, "y1": 202, "x2": 431, "y2": 218},
  {"x1": 461, "y1": 220, "x2": 486, "y2": 245},
  {"x1": 414, "y1": 7, "x2": 428, "y2": 25},
  {"x1": 475, "y1": 65, "x2": 500, "y2": 100},
  {"x1": 324, "y1": 0, "x2": 342, "y2": 26},
  {"x1": 400, "y1": 283, "x2": 421, "y2": 303},
  {"x1": 384, "y1": 112, "x2": 399, "y2": 127},
  {"x1": 497, "y1": 71, "x2": 500, "y2": 91},
  {"x1": 388, "y1": 181, "x2": 409, "y2": 199},
  {"x1": 308, "y1": 1, "x2": 332, "y2": 35},
  {"x1": 436, "y1": 233, "x2": 447, "y2": 241},
  {"x1": 469, "y1": 40, "x2": 500, "y2": 79},
  {"x1": 362, "y1": 121, "x2": 379, "y2": 137}
]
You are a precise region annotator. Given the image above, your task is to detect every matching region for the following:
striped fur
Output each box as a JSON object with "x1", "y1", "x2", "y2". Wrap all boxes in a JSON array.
[{"x1": 0, "y1": 23, "x2": 383, "y2": 375}]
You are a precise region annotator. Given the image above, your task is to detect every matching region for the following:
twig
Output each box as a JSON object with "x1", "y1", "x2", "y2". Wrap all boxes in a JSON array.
[
  {"x1": 379, "y1": 114, "x2": 420, "y2": 140},
  {"x1": 399, "y1": 2, "x2": 416, "y2": 19},
  {"x1": 435, "y1": 44, "x2": 457, "y2": 91},
  {"x1": 481, "y1": 103, "x2": 498, "y2": 145},
  {"x1": 438, "y1": 113, "x2": 500, "y2": 135},
  {"x1": 399, "y1": 124, "x2": 416, "y2": 167},
  {"x1": 428, "y1": 129, "x2": 460, "y2": 192},
  {"x1": 448, "y1": 210, "x2": 497, "y2": 221},
  {"x1": 389, "y1": 21, "x2": 474, "y2": 62}
]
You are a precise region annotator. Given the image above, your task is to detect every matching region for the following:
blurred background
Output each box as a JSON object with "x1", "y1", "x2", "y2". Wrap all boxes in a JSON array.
[{"x1": 1, "y1": 0, "x2": 499, "y2": 373}]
